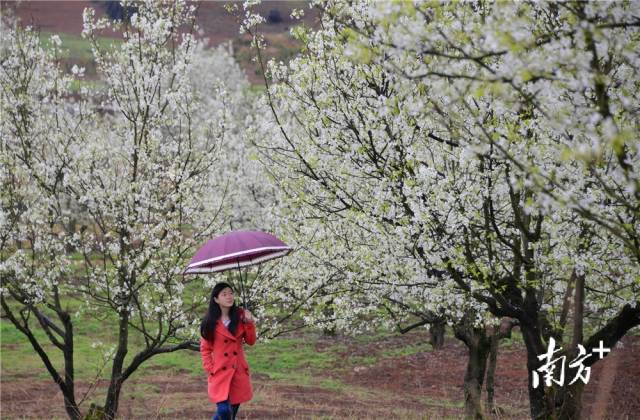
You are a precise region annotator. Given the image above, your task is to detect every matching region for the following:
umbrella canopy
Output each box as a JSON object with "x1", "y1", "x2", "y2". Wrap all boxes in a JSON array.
[{"x1": 184, "y1": 230, "x2": 291, "y2": 275}]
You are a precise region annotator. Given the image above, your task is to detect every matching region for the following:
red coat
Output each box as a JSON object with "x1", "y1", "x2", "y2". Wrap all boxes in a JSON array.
[{"x1": 200, "y1": 311, "x2": 257, "y2": 405}]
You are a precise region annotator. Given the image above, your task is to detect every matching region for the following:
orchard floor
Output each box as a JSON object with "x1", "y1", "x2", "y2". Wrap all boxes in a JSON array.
[{"x1": 1, "y1": 331, "x2": 638, "y2": 419}]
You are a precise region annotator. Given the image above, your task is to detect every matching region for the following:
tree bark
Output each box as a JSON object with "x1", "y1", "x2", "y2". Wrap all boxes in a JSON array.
[
  {"x1": 103, "y1": 376, "x2": 124, "y2": 420},
  {"x1": 103, "y1": 306, "x2": 129, "y2": 419},
  {"x1": 464, "y1": 338, "x2": 491, "y2": 419},
  {"x1": 61, "y1": 311, "x2": 79, "y2": 420},
  {"x1": 553, "y1": 272, "x2": 586, "y2": 420},
  {"x1": 519, "y1": 321, "x2": 550, "y2": 420},
  {"x1": 554, "y1": 302, "x2": 640, "y2": 420},
  {"x1": 485, "y1": 333, "x2": 499, "y2": 415},
  {"x1": 519, "y1": 302, "x2": 640, "y2": 420},
  {"x1": 570, "y1": 274, "x2": 584, "y2": 350},
  {"x1": 454, "y1": 317, "x2": 492, "y2": 420},
  {"x1": 557, "y1": 382, "x2": 585, "y2": 420},
  {"x1": 429, "y1": 319, "x2": 446, "y2": 350},
  {"x1": 322, "y1": 298, "x2": 336, "y2": 336}
]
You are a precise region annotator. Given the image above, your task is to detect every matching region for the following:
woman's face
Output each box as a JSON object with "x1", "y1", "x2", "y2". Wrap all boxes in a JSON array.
[{"x1": 214, "y1": 287, "x2": 234, "y2": 309}]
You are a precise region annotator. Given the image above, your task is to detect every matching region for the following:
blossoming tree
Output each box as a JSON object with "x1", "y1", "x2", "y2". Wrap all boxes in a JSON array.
[
  {"x1": 1, "y1": 1, "x2": 252, "y2": 418},
  {"x1": 239, "y1": 1, "x2": 639, "y2": 418}
]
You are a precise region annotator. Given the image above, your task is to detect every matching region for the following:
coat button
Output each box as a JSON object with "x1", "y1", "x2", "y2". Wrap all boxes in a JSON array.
[
  {"x1": 233, "y1": 351, "x2": 237, "y2": 355},
  {"x1": 224, "y1": 339, "x2": 228, "y2": 343},
  {"x1": 223, "y1": 366, "x2": 227, "y2": 370},
  {"x1": 224, "y1": 352, "x2": 228, "y2": 356}
]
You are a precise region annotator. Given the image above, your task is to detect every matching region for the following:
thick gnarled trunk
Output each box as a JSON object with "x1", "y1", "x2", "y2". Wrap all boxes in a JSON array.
[
  {"x1": 557, "y1": 382, "x2": 585, "y2": 420},
  {"x1": 485, "y1": 317, "x2": 517, "y2": 416},
  {"x1": 454, "y1": 316, "x2": 492, "y2": 420},
  {"x1": 520, "y1": 321, "x2": 550, "y2": 420},
  {"x1": 463, "y1": 338, "x2": 491, "y2": 419}
]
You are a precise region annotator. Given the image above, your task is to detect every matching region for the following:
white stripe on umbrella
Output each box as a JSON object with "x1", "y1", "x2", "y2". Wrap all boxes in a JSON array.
[
  {"x1": 184, "y1": 250, "x2": 291, "y2": 274},
  {"x1": 186, "y1": 245, "x2": 292, "y2": 269}
]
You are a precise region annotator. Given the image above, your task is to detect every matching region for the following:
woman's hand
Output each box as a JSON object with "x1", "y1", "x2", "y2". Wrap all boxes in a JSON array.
[{"x1": 243, "y1": 309, "x2": 255, "y2": 324}]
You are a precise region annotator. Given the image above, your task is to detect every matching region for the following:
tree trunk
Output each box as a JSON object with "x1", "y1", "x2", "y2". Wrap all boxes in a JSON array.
[
  {"x1": 557, "y1": 382, "x2": 585, "y2": 420},
  {"x1": 429, "y1": 320, "x2": 446, "y2": 349},
  {"x1": 520, "y1": 322, "x2": 551, "y2": 420},
  {"x1": 486, "y1": 318, "x2": 517, "y2": 416},
  {"x1": 61, "y1": 312, "x2": 80, "y2": 420},
  {"x1": 59, "y1": 392, "x2": 81, "y2": 420},
  {"x1": 485, "y1": 333, "x2": 499, "y2": 415},
  {"x1": 103, "y1": 376, "x2": 124, "y2": 420},
  {"x1": 103, "y1": 307, "x2": 129, "y2": 419},
  {"x1": 322, "y1": 298, "x2": 336, "y2": 336},
  {"x1": 554, "y1": 272, "x2": 585, "y2": 420},
  {"x1": 454, "y1": 317, "x2": 491, "y2": 419},
  {"x1": 464, "y1": 338, "x2": 491, "y2": 419}
]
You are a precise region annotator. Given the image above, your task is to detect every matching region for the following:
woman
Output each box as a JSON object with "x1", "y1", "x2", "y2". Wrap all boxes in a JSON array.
[{"x1": 200, "y1": 282, "x2": 257, "y2": 420}]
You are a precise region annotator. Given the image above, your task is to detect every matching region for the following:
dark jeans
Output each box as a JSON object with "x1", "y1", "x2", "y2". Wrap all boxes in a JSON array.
[{"x1": 212, "y1": 400, "x2": 239, "y2": 420}]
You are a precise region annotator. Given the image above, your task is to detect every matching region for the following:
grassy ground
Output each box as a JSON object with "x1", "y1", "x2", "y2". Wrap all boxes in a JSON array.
[
  {"x1": 0, "y1": 307, "x2": 421, "y2": 385},
  {"x1": 0, "y1": 309, "x2": 460, "y2": 419},
  {"x1": 0, "y1": 289, "x2": 488, "y2": 419},
  {"x1": 35, "y1": 27, "x2": 301, "y2": 87},
  {"x1": 39, "y1": 30, "x2": 122, "y2": 61},
  {"x1": 38, "y1": 30, "x2": 117, "y2": 92},
  {"x1": 2, "y1": 306, "x2": 639, "y2": 419}
]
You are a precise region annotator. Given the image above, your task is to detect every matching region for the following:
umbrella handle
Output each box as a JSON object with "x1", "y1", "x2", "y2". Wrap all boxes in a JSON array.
[{"x1": 236, "y1": 260, "x2": 248, "y2": 310}]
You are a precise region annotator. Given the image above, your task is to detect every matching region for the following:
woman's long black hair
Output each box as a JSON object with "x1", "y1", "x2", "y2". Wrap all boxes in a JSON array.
[{"x1": 200, "y1": 282, "x2": 241, "y2": 341}]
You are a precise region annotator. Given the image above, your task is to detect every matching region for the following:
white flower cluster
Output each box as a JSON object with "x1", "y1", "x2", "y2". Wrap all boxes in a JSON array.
[
  {"x1": 1, "y1": 1, "x2": 254, "y2": 349},
  {"x1": 250, "y1": 0, "x2": 639, "y2": 339}
]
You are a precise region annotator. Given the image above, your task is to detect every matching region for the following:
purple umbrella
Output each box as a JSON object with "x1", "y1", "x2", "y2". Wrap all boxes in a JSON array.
[{"x1": 184, "y1": 230, "x2": 292, "y2": 307}]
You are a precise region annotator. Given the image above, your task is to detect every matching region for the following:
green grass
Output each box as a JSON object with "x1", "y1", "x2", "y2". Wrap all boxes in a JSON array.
[
  {"x1": 500, "y1": 329, "x2": 524, "y2": 349},
  {"x1": 39, "y1": 31, "x2": 122, "y2": 62},
  {"x1": 246, "y1": 84, "x2": 267, "y2": 95},
  {"x1": 35, "y1": 26, "x2": 300, "y2": 86},
  {"x1": 232, "y1": 30, "x2": 303, "y2": 79},
  {"x1": 68, "y1": 78, "x2": 107, "y2": 93},
  {"x1": 1, "y1": 287, "x2": 434, "y2": 399},
  {"x1": 352, "y1": 329, "x2": 390, "y2": 344},
  {"x1": 0, "y1": 308, "x2": 533, "y2": 419},
  {"x1": 318, "y1": 377, "x2": 345, "y2": 390},
  {"x1": 0, "y1": 279, "x2": 436, "y2": 386},
  {"x1": 1, "y1": 299, "x2": 344, "y2": 387},
  {"x1": 37, "y1": 30, "x2": 121, "y2": 88},
  {"x1": 138, "y1": 352, "x2": 202, "y2": 377},
  {"x1": 0, "y1": 296, "x2": 122, "y2": 380},
  {"x1": 346, "y1": 354, "x2": 378, "y2": 366},
  {"x1": 382, "y1": 342, "x2": 433, "y2": 358},
  {"x1": 421, "y1": 396, "x2": 465, "y2": 409},
  {"x1": 244, "y1": 337, "x2": 337, "y2": 382}
]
